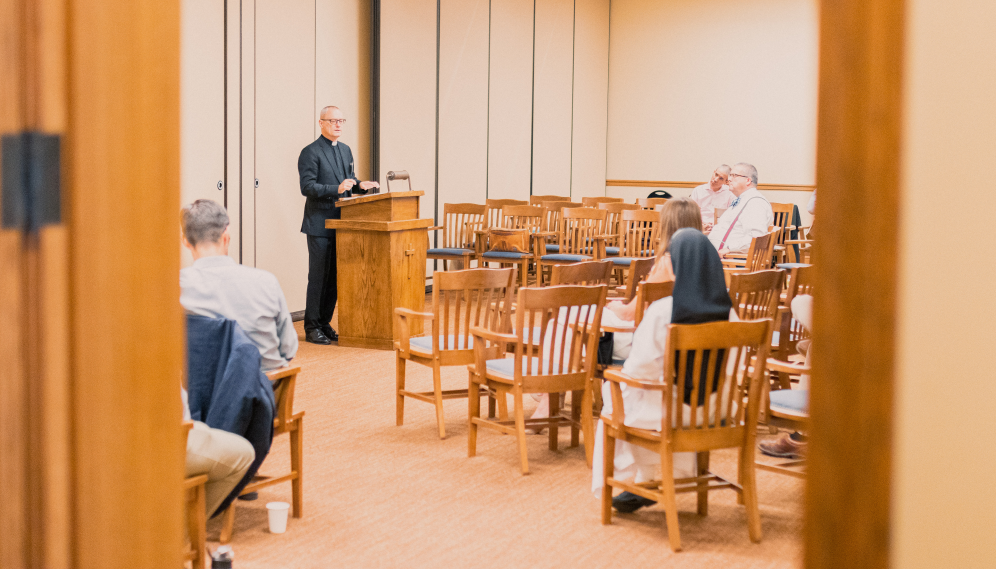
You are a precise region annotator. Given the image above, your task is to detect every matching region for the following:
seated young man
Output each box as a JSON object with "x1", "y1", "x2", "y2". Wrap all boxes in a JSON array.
[
  {"x1": 180, "y1": 199, "x2": 298, "y2": 372},
  {"x1": 183, "y1": 387, "x2": 255, "y2": 517}
]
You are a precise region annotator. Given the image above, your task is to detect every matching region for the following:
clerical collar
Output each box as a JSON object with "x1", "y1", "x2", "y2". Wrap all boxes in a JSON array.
[{"x1": 321, "y1": 135, "x2": 338, "y2": 147}]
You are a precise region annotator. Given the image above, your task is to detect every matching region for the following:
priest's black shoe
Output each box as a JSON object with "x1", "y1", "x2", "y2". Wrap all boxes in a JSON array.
[
  {"x1": 612, "y1": 491, "x2": 657, "y2": 513},
  {"x1": 305, "y1": 329, "x2": 332, "y2": 345},
  {"x1": 321, "y1": 325, "x2": 339, "y2": 342}
]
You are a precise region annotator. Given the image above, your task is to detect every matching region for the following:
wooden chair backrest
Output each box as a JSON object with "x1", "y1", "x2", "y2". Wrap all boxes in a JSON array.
[
  {"x1": 770, "y1": 203, "x2": 795, "y2": 247},
  {"x1": 501, "y1": 204, "x2": 547, "y2": 233},
  {"x1": 511, "y1": 284, "x2": 608, "y2": 380},
  {"x1": 619, "y1": 257, "x2": 656, "y2": 303},
  {"x1": 550, "y1": 260, "x2": 613, "y2": 286},
  {"x1": 714, "y1": 207, "x2": 727, "y2": 222},
  {"x1": 433, "y1": 268, "x2": 516, "y2": 351},
  {"x1": 266, "y1": 366, "x2": 302, "y2": 434},
  {"x1": 636, "y1": 197, "x2": 668, "y2": 209},
  {"x1": 542, "y1": 201, "x2": 582, "y2": 233},
  {"x1": 661, "y1": 320, "x2": 771, "y2": 440},
  {"x1": 633, "y1": 280, "x2": 674, "y2": 326},
  {"x1": 182, "y1": 420, "x2": 194, "y2": 448},
  {"x1": 440, "y1": 203, "x2": 487, "y2": 248},
  {"x1": 783, "y1": 265, "x2": 815, "y2": 346},
  {"x1": 741, "y1": 228, "x2": 778, "y2": 272},
  {"x1": 486, "y1": 199, "x2": 528, "y2": 228},
  {"x1": 581, "y1": 196, "x2": 623, "y2": 207},
  {"x1": 618, "y1": 209, "x2": 660, "y2": 258},
  {"x1": 558, "y1": 207, "x2": 607, "y2": 255},
  {"x1": 728, "y1": 269, "x2": 784, "y2": 321},
  {"x1": 529, "y1": 194, "x2": 571, "y2": 205},
  {"x1": 599, "y1": 202, "x2": 642, "y2": 242}
]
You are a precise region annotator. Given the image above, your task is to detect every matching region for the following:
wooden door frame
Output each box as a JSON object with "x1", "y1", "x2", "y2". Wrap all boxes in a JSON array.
[{"x1": 807, "y1": 0, "x2": 903, "y2": 567}]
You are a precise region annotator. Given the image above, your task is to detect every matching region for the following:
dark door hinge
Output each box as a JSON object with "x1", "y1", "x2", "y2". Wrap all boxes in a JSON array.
[{"x1": 1, "y1": 131, "x2": 62, "y2": 234}]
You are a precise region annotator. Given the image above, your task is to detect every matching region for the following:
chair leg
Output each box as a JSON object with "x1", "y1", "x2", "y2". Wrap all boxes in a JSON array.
[
  {"x1": 741, "y1": 447, "x2": 763, "y2": 543},
  {"x1": 601, "y1": 428, "x2": 616, "y2": 525},
  {"x1": 395, "y1": 355, "x2": 406, "y2": 426},
  {"x1": 570, "y1": 389, "x2": 581, "y2": 448},
  {"x1": 487, "y1": 390, "x2": 496, "y2": 419},
  {"x1": 580, "y1": 387, "x2": 594, "y2": 467},
  {"x1": 696, "y1": 451, "x2": 710, "y2": 516},
  {"x1": 497, "y1": 391, "x2": 509, "y2": 421},
  {"x1": 432, "y1": 361, "x2": 446, "y2": 439},
  {"x1": 218, "y1": 503, "x2": 236, "y2": 545},
  {"x1": 548, "y1": 392, "x2": 559, "y2": 451},
  {"x1": 190, "y1": 485, "x2": 206, "y2": 569},
  {"x1": 660, "y1": 448, "x2": 683, "y2": 552},
  {"x1": 513, "y1": 389, "x2": 530, "y2": 474},
  {"x1": 468, "y1": 372, "x2": 480, "y2": 457},
  {"x1": 290, "y1": 420, "x2": 303, "y2": 518}
]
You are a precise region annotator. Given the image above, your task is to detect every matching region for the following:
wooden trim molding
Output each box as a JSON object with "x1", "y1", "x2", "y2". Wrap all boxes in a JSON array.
[
  {"x1": 805, "y1": 0, "x2": 904, "y2": 568},
  {"x1": 605, "y1": 179, "x2": 816, "y2": 192}
]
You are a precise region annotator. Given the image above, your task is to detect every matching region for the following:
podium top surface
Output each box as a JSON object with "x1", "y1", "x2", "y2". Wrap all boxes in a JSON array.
[{"x1": 337, "y1": 190, "x2": 423, "y2": 208}]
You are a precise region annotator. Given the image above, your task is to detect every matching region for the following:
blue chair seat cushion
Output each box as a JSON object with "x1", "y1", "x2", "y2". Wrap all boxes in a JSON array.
[
  {"x1": 604, "y1": 246, "x2": 620, "y2": 256},
  {"x1": 541, "y1": 253, "x2": 592, "y2": 262},
  {"x1": 611, "y1": 257, "x2": 635, "y2": 266},
  {"x1": 545, "y1": 243, "x2": 560, "y2": 253},
  {"x1": 428, "y1": 247, "x2": 474, "y2": 256},
  {"x1": 408, "y1": 335, "x2": 474, "y2": 353},
  {"x1": 769, "y1": 389, "x2": 809, "y2": 414},
  {"x1": 482, "y1": 250, "x2": 530, "y2": 260}
]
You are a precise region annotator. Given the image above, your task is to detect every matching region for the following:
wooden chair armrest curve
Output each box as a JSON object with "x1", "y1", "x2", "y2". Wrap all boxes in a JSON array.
[
  {"x1": 394, "y1": 307, "x2": 434, "y2": 320},
  {"x1": 603, "y1": 368, "x2": 667, "y2": 391},
  {"x1": 265, "y1": 366, "x2": 301, "y2": 382},
  {"x1": 469, "y1": 326, "x2": 519, "y2": 345},
  {"x1": 764, "y1": 357, "x2": 811, "y2": 375},
  {"x1": 427, "y1": 225, "x2": 444, "y2": 231}
]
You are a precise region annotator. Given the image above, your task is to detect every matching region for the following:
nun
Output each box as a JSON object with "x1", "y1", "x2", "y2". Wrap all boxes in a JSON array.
[{"x1": 591, "y1": 228, "x2": 738, "y2": 513}]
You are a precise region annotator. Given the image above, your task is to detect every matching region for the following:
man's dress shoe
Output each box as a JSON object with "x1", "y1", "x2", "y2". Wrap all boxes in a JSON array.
[
  {"x1": 321, "y1": 325, "x2": 339, "y2": 342},
  {"x1": 305, "y1": 329, "x2": 332, "y2": 345},
  {"x1": 612, "y1": 491, "x2": 657, "y2": 513}
]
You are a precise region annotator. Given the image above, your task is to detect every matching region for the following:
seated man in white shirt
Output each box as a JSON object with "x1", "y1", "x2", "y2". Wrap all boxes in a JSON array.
[
  {"x1": 706, "y1": 162, "x2": 773, "y2": 257},
  {"x1": 180, "y1": 199, "x2": 299, "y2": 372},
  {"x1": 690, "y1": 164, "x2": 734, "y2": 230}
]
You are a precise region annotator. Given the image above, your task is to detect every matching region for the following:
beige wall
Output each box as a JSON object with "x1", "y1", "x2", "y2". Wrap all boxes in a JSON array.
[
  {"x1": 892, "y1": 1, "x2": 996, "y2": 567},
  {"x1": 606, "y1": 0, "x2": 819, "y2": 186}
]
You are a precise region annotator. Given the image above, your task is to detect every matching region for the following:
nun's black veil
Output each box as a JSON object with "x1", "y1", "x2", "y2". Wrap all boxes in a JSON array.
[{"x1": 667, "y1": 229, "x2": 733, "y2": 404}]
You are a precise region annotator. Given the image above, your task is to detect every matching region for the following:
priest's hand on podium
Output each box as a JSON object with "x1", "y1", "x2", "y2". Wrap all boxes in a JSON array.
[
  {"x1": 359, "y1": 181, "x2": 379, "y2": 191},
  {"x1": 338, "y1": 179, "x2": 356, "y2": 194}
]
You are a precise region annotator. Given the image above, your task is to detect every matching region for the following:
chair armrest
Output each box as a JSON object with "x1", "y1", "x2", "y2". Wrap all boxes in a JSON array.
[
  {"x1": 427, "y1": 225, "x2": 444, "y2": 231},
  {"x1": 603, "y1": 368, "x2": 667, "y2": 391},
  {"x1": 784, "y1": 239, "x2": 814, "y2": 245},
  {"x1": 395, "y1": 309, "x2": 434, "y2": 355},
  {"x1": 265, "y1": 365, "x2": 302, "y2": 382},
  {"x1": 765, "y1": 357, "x2": 810, "y2": 375},
  {"x1": 723, "y1": 252, "x2": 748, "y2": 259},
  {"x1": 395, "y1": 307, "x2": 434, "y2": 320},
  {"x1": 469, "y1": 326, "x2": 519, "y2": 345}
]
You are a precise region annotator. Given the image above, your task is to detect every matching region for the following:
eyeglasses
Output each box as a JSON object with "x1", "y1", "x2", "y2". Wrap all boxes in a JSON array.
[
  {"x1": 321, "y1": 118, "x2": 346, "y2": 125},
  {"x1": 729, "y1": 173, "x2": 749, "y2": 180}
]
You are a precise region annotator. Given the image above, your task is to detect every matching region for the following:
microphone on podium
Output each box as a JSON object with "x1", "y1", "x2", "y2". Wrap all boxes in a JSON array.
[{"x1": 386, "y1": 170, "x2": 411, "y2": 193}]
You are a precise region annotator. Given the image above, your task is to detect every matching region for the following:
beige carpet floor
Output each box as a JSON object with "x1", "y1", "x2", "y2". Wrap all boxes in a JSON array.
[{"x1": 207, "y1": 319, "x2": 803, "y2": 569}]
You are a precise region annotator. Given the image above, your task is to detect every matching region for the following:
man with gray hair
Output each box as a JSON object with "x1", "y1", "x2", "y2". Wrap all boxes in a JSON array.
[
  {"x1": 180, "y1": 199, "x2": 298, "y2": 371},
  {"x1": 690, "y1": 165, "x2": 734, "y2": 229},
  {"x1": 707, "y1": 162, "x2": 773, "y2": 256}
]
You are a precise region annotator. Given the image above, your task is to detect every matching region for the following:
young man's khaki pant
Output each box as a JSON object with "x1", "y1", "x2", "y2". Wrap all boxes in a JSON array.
[{"x1": 185, "y1": 421, "x2": 256, "y2": 517}]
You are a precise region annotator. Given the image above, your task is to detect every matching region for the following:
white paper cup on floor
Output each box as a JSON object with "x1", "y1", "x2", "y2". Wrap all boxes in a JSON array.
[{"x1": 266, "y1": 502, "x2": 290, "y2": 534}]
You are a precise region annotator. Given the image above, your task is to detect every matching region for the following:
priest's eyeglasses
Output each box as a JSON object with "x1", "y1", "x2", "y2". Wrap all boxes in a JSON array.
[{"x1": 321, "y1": 118, "x2": 346, "y2": 125}]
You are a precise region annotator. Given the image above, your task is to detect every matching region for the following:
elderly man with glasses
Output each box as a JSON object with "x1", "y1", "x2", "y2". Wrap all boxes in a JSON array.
[
  {"x1": 706, "y1": 162, "x2": 773, "y2": 257},
  {"x1": 297, "y1": 105, "x2": 380, "y2": 345}
]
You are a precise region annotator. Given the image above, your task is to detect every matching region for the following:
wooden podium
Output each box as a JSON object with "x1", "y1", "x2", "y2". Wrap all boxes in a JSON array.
[{"x1": 326, "y1": 191, "x2": 432, "y2": 349}]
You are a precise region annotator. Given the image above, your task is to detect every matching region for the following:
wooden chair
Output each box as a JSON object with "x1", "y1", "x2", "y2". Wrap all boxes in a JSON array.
[
  {"x1": 182, "y1": 421, "x2": 208, "y2": 569},
  {"x1": 468, "y1": 284, "x2": 608, "y2": 474},
  {"x1": 601, "y1": 209, "x2": 659, "y2": 287},
  {"x1": 633, "y1": 280, "x2": 675, "y2": 326},
  {"x1": 785, "y1": 223, "x2": 814, "y2": 263},
  {"x1": 582, "y1": 196, "x2": 624, "y2": 207},
  {"x1": 728, "y1": 269, "x2": 785, "y2": 322},
  {"x1": 713, "y1": 207, "x2": 727, "y2": 224},
  {"x1": 636, "y1": 197, "x2": 668, "y2": 209},
  {"x1": 773, "y1": 265, "x2": 814, "y2": 388},
  {"x1": 427, "y1": 203, "x2": 487, "y2": 270},
  {"x1": 478, "y1": 204, "x2": 547, "y2": 288},
  {"x1": 612, "y1": 257, "x2": 655, "y2": 302},
  {"x1": 539, "y1": 201, "x2": 583, "y2": 250},
  {"x1": 534, "y1": 208, "x2": 607, "y2": 285},
  {"x1": 485, "y1": 198, "x2": 527, "y2": 229},
  {"x1": 599, "y1": 202, "x2": 641, "y2": 256},
  {"x1": 756, "y1": 358, "x2": 810, "y2": 479},
  {"x1": 721, "y1": 228, "x2": 779, "y2": 277},
  {"x1": 219, "y1": 366, "x2": 304, "y2": 544},
  {"x1": 601, "y1": 319, "x2": 773, "y2": 552},
  {"x1": 529, "y1": 194, "x2": 571, "y2": 205},
  {"x1": 770, "y1": 203, "x2": 796, "y2": 263},
  {"x1": 395, "y1": 268, "x2": 515, "y2": 438},
  {"x1": 550, "y1": 260, "x2": 613, "y2": 286}
]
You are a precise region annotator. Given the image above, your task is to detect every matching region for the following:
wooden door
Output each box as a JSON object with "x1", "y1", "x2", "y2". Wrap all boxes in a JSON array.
[
  {"x1": 180, "y1": 0, "x2": 227, "y2": 267},
  {"x1": 253, "y1": 0, "x2": 316, "y2": 313},
  {"x1": 1, "y1": 0, "x2": 184, "y2": 567}
]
